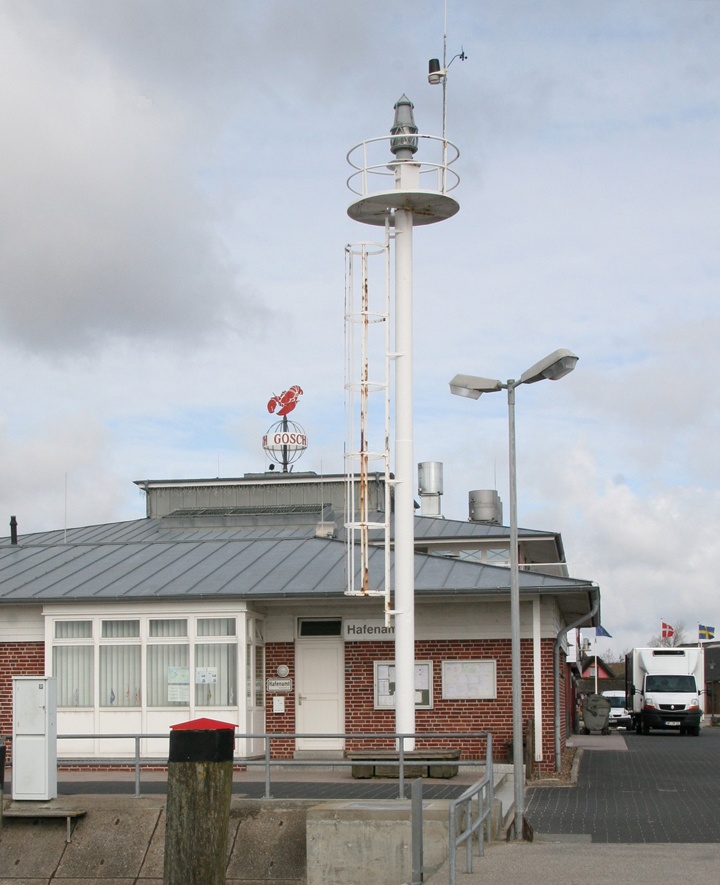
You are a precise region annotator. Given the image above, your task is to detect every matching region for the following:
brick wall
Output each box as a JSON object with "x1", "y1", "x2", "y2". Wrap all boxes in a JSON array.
[
  {"x1": 265, "y1": 642, "x2": 295, "y2": 759},
  {"x1": 266, "y1": 637, "x2": 566, "y2": 772},
  {"x1": 0, "y1": 641, "x2": 45, "y2": 744},
  {"x1": 2, "y1": 638, "x2": 567, "y2": 772}
]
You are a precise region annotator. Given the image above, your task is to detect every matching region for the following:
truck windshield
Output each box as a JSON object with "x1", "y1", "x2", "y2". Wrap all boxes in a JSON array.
[{"x1": 645, "y1": 675, "x2": 696, "y2": 692}]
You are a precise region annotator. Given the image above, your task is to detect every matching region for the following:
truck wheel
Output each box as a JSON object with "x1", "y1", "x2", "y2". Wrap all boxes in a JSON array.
[
  {"x1": 642, "y1": 721, "x2": 650, "y2": 735},
  {"x1": 691, "y1": 726, "x2": 700, "y2": 736}
]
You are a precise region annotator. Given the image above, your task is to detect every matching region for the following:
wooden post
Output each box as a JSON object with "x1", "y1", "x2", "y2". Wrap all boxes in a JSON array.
[{"x1": 163, "y1": 717, "x2": 236, "y2": 885}]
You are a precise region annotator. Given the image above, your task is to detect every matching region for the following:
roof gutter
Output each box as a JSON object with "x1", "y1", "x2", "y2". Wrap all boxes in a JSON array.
[{"x1": 554, "y1": 585, "x2": 600, "y2": 771}]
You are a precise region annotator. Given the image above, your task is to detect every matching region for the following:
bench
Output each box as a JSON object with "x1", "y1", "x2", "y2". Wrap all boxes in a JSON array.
[
  {"x1": 348, "y1": 749, "x2": 460, "y2": 779},
  {"x1": 2, "y1": 806, "x2": 87, "y2": 842}
]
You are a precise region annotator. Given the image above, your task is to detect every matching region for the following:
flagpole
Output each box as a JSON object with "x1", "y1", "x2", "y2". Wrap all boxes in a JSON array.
[{"x1": 594, "y1": 631, "x2": 598, "y2": 695}]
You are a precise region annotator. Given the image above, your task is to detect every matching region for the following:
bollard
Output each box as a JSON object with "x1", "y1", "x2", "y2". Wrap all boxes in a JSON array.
[{"x1": 163, "y1": 717, "x2": 236, "y2": 885}]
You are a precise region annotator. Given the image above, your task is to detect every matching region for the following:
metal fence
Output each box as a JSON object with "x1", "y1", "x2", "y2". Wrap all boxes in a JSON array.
[
  {"x1": 447, "y1": 732, "x2": 495, "y2": 882},
  {"x1": 40, "y1": 730, "x2": 488, "y2": 799}
]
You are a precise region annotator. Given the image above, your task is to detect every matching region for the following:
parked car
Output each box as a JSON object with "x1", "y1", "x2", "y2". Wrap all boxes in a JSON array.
[{"x1": 602, "y1": 690, "x2": 632, "y2": 729}]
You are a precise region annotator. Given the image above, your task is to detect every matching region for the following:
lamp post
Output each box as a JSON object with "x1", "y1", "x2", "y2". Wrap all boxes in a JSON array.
[{"x1": 449, "y1": 348, "x2": 578, "y2": 840}]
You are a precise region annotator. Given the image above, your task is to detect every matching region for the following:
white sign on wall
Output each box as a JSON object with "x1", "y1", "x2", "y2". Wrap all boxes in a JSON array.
[{"x1": 344, "y1": 619, "x2": 395, "y2": 641}]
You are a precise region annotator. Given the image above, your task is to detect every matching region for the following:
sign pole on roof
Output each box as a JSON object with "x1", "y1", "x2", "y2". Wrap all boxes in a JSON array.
[{"x1": 263, "y1": 385, "x2": 307, "y2": 472}]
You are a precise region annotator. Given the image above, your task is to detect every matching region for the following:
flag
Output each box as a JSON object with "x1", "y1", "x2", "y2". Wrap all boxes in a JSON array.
[
  {"x1": 661, "y1": 621, "x2": 675, "y2": 639},
  {"x1": 699, "y1": 624, "x2": 716, "y2": 641},
  {"x1": 596, "y1": 625, "x2": 612, "y2": 638}
]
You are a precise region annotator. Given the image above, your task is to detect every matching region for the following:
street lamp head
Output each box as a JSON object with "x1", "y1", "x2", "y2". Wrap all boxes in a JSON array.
[
  {"x1": 449, "y1": 374, "x2": 504, "y2": 399},
  {"x1": 518, "y1": 349, "x2": 579, "y2": 385}
]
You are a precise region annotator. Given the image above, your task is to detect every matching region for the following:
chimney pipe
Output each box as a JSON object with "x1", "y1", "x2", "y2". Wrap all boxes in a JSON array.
[{"x1": 10, "y1": 515, "x2": 18, "y2": 545}]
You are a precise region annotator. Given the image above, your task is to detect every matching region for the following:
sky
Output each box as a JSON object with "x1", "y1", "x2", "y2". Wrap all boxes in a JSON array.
[{"x1": 0, "y1": 0, "x2": 718, "y2": 658}]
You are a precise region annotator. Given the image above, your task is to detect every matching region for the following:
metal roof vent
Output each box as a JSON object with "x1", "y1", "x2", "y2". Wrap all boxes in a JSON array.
[
  {"x1": 315, "y1": 521, "x2": 337, "y2": 540},
  {"x1": 468, "y1": 490, "x2": 503, "y2": 525},
  {"x1": 418, "y1": 462, "x2": 443, "y2": 518}
]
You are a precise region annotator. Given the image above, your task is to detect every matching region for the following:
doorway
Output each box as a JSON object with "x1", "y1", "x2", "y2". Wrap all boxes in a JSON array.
[{"x1": 295, "y1": 624, "x2": 344, "y2": 756}]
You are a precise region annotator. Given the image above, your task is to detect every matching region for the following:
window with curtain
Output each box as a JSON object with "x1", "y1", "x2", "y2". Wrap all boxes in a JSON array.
[
  {"x1": 53, "y1": 645, "x2": 93, "y2": 706},
  {"x1": 148, "y1": 644, "x2": 189, "y2": 706},
  {"x1": 55, "y1": 620, "x2": 92, "y2": 639},
  {"x1": 198, "y1": 618, "x2": 236, "y2": 637},
  {"x1": 195, "y1": 643, "x2": 237, "y2": 706},
  {"x1": 100, "y1": 645, "x2": 141, "y2": 707},
  {"x1": 149, "y1": 619, "x2": 187, "y2": 637},
  {"x1": 255, "y1": 644, "x2": 265, "y2": 707},
  {"x1": 51, "y1": 613, "x2": 249, "y2": 712},
  {"x1": 102, "y1": 620, "x2": 140, "y2": 638}
]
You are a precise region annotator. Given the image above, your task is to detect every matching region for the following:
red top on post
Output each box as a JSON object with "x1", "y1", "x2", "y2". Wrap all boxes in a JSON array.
[{"x1": 170, "y1": 717, "x2": 236, "y2": 731}]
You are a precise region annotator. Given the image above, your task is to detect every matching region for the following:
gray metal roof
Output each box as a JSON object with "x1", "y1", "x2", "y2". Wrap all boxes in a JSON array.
[{"x1": 0, "y1": 516, "x2": 597, "y2": 625}]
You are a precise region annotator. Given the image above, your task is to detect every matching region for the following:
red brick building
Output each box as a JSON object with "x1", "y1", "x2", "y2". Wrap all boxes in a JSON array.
[{"x1": 0, "y1": 472, "x2": 600, "y2": 774}]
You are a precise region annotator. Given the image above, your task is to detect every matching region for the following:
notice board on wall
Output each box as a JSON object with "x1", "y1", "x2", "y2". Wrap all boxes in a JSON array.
[
  {"x1": 442, "y1": 660, "x2": 496, "y2": 700},
  {"x1": 374, "y1": 661, "x2": 433, "y2": 709}
]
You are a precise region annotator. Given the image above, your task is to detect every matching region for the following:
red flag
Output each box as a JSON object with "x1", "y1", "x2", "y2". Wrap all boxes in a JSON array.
[{"x1": 661, "y1": 621, "x2": 675, "y2": 639}]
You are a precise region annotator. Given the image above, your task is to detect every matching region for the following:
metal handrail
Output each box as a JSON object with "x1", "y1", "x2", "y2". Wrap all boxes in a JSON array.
[
  {"x1": 3, "y1": 730, "x2": 490, "y2": 801},
  {"x1": 447, "y1": 733, "x2": 494, "y2": 883}
]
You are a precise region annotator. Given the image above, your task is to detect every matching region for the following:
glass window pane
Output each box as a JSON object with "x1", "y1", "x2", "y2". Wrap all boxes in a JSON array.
[
  {"x1": 255, "y1": 644, "x2": 265, "y2": 707},
  {"x1": 149, "y1": 619, "x2": 187, "y2": 637},
  {"x1": 102, "y1": 620, "x2": 140, "y2": 638},
  {"x1": 147, "y1": 644, "x2": 189, "y2": 706},
  {"x1": 195, "y1": 643, "x2": 237, "y2": 706},
  {"x1": 255, "y1": 621, "x2": 264, "y2": 643},
  {"x1": 53, "y1": 646, "x2": 93, "y2": 706},
  {"x1": 246, "y1": 645, "x2": 252, "y2": 704},
  {"x1": 55, "y1": 620, "x2": 92, "y2": 639},
  {"x1": 100, "y1": 645, "x2": 141, "y2": 707},
  {"x1": 299, "y1": 619, "x2": 341, "y2": 637},
  {"x1": 197, "y1": 618, "x2": 236, "y2": 637}
]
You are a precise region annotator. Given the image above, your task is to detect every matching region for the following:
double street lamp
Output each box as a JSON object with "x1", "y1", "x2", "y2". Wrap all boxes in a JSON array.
[{"x1": 449, "y1": 348, "x2": 579, "y2": 840}]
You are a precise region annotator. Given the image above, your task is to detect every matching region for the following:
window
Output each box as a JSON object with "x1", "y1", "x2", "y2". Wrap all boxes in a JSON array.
[
  {"x1": 53, "y1": 645, "x2": 93, "y2": 706},
  {"x1": 299, "y1": 619, "x2": 342, "y2": 637},
  {"x1": 100, "y1": 620, "x2": 141, "y2": 707},
  {"x1": 246, "y1": 617, "x2": 265, "y2": 709},
  {"x1": 52, "y1": 621, "x2": 93, "y2": 706},
  {"x1": 195, "y1": 618, "x2": 238, "y2": 706},
  {"x1": 148, "y1": 644, "x2": 189, "y2": 706},
  {"x1": 50, "y1": 613, "x2": 251, "y2": 712}
]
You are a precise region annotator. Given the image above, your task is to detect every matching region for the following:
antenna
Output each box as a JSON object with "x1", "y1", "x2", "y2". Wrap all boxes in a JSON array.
[{"x1": 427, "y1": 0, "x2": 467, "y2": 145}]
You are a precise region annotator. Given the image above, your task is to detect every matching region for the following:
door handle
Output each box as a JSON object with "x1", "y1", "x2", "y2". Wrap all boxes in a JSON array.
[{"x1": 298, "y1": 694, "x2": 307, "y2": 706}]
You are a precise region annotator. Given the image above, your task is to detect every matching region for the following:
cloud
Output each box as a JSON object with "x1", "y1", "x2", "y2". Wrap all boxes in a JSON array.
[{"x1": 0, "y1": 3, "x2": 265, "y2": 355}]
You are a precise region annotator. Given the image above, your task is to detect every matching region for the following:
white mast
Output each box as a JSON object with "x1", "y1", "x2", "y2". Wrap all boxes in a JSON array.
[{"x1": 346, "y1": 99, "x2": 459, "y2": 748}]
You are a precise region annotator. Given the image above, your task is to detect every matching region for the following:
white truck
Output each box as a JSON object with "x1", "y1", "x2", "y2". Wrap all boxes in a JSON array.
[
  {"x1": 602, "y1": 690, "x2": 632, "y2": 729},
  {"x1": 625, "y1": 647, "x2": 704, "y2": 736}
]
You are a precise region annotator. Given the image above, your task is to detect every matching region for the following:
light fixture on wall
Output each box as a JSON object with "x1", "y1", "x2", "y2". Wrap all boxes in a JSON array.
[{"x1": 276, "y1": 665, "x2": 290, "y2": 678}]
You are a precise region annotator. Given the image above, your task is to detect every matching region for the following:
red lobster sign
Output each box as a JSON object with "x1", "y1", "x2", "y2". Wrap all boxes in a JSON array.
[{"x1": 267, "y1": 385, "x2": 303, "y2": 417}]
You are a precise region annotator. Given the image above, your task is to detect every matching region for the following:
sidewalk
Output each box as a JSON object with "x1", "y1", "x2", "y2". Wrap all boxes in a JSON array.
[{"x1": 426, "y1": 841, "x2": 720, "y2": 885}]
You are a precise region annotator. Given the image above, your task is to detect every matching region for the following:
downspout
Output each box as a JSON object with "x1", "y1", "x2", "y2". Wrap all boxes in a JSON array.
[{"x1": 554, "y1": 586, "x2": 600, "y2": 771}]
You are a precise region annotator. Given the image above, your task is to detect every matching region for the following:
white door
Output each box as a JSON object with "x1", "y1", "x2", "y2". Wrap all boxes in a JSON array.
[{"x1": 295, "y1": 639, "x2": 344, "y2": 752}]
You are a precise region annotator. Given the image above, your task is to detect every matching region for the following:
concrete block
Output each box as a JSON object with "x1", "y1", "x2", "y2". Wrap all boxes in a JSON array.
[
  {"x1": 0, "y1": 816, "x2": 67, "y2": 879},
  {"x1": 225, "y1": 800, "x2": 311, "y2": 882},
  {"x1": 306, "y1": 800, "x2": 450, "y2": 885},
  {"x1": 55, "y1": 804, "x2": 162, "y2": 879}
]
